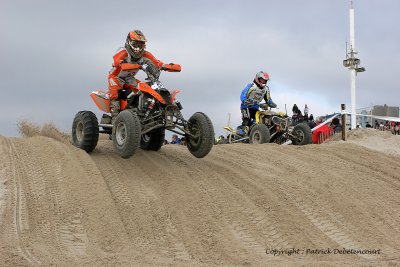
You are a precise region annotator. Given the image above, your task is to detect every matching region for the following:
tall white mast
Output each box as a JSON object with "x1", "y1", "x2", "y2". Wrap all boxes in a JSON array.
[
  {"x1": 343, "y1": 0, "x2": 365, "y2": 129},
  {"x1": 350, "y1": 2, "x2": 356, "y2": 129}
]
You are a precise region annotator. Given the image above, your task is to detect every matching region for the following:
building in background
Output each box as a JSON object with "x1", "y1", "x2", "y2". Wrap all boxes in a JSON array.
[
  {"x1": 309, "y1": 105, "x2": 398, "y2": 130},
  {"x1": 357, "y1": 104, "x2": 399, "y2": 127}
]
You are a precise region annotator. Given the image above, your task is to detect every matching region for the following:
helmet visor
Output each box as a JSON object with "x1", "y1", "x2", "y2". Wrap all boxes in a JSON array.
[
  {"x1": 258, "y1": 77, "x2": 268, "y2": 87},
  {"x1": 129, "y1": 40, "x2": 145, "y2": 49}
]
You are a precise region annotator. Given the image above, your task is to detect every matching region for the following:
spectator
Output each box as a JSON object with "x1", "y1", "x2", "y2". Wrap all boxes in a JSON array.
[
  {"x1": 308, "y1": 120, "x2": 316, "y2": 129},
  {"x1": 171, "y1": 134, "x2": 181, "y2": 144},
  {"x1": 292, "y1": 104, "x2": 301, "y2": 116},
  {"x1": 163, "y1": 139, "x2": 169, "y2": 145},
  {"x1": 365, "y1": 122, "x2": 372, "y2": 128},
  {"x1": 356, "y1": 123, "x2": 360, "y2": 129},
  {"x1": 180, "y1": 137, "x2": 186, "y2": 146},
  {"x1": 394, "y1": 123, "x2": 400, "y2": 135},
  {"x1": 384, "y1": 121, "x2": 390, "y2": 131},
  {"x1": 307, "y1": 114, "x2": 315, "y2": 128},
  {"x1": 374, "y1": 120, "x2": 379, "y2": 129},
  {"x1": 331, "y1": 117, "x2": 342, "y2": 133},
  {"x1": 304, "y1": 104, "x2": 309, "y2": 122},
  {"x1": 379, "y1": 122, "x2": 384, "y2": 131},
  {"x1": 292, "y1": 104, "x2": 303, "y2": 123}
]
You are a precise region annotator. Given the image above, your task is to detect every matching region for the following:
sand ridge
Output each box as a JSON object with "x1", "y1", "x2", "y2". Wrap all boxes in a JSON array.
[{"x1": 0, "y1": 127, "x2": 399, "y2": 266}]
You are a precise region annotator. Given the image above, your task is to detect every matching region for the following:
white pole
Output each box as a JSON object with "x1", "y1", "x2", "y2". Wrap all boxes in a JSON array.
[
  {"x1": 351, "y1": 68, "x2": 356, "y2": 129},
  {"x1": 350, "y1": 3, "x2": 356, "y2": 129},
  {"x1": 350, "y1": 5, "x2": 355, "y2": 50}
]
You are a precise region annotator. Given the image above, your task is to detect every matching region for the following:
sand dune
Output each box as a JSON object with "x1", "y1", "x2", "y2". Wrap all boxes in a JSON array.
[{"x1": 0, "y1": 128, "x2": 399, "y2": 266}]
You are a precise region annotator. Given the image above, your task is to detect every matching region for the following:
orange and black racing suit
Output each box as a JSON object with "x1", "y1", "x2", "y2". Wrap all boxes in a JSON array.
[{"x1": 107, "y1": 49, "x2": 164, "y2": 100}]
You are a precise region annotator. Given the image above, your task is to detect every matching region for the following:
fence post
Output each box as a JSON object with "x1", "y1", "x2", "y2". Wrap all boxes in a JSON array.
[{"x1": 341, "y1": 104, "x2": 347, "y2": 141}]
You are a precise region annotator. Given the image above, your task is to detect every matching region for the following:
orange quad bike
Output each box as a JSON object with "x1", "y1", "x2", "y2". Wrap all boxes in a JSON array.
[{"x1": 72, "y1": 63, "x2": 215, "y2": 158}]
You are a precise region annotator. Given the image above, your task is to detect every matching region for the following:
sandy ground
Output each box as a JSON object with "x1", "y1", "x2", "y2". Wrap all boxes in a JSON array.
[
  {"x1": 330, "y1": 128, "x2": 400, "y2": 157},
  {"x1": 0, "y1": 127, "x2": 399, "y2": 266}
]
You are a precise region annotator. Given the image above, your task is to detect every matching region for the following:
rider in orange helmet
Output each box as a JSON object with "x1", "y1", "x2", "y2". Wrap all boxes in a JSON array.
[{"x1": 108, "y1": 30, "x2": 165, "y2": 122}]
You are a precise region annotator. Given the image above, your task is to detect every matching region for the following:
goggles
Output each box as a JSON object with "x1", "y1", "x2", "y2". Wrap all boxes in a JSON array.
[{"x1": 129, "y1": 40, "x2": 145, "y2": 49}]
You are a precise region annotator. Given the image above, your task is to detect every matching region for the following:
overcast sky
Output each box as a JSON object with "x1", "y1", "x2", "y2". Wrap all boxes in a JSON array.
[{"x1": 1, "y1": 0, "x2": 399, "y2": 137}]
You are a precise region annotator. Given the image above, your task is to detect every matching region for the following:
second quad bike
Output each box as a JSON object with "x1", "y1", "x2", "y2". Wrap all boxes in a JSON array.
[
  {"x1": 223, "y1": 124, "x2": 271, "y2": 144},
  {"x1": 224, "y1": 107, "x2": 312, "y2": 145},
  {"x1": 72, "y1": 62, "x2": 215, "y2": 158}
]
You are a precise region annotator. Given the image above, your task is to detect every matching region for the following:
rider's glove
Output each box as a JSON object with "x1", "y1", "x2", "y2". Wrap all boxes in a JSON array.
[
  {"x1": 244, "y1": 99, "x2": 256, "y2": 106},
  {"x1": 142, "y1": 63, "x2": 160, "y2": 78},
  {"x1": 260, "y1": 103, "x2": 269, "y2": 110},
  {"x1": 162, "y1": 63, "x2": 174, "y2": 70},
  {"x1": 269, "y1": 101, "x2": 277, "y2": 108}
]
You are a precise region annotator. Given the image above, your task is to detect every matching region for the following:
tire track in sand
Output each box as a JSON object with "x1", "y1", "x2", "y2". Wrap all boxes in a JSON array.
[
  {"x1": 280, "y1": 145, "x2": 400, "y2": 258},
  {"x1": 45, "y1": 141, "x2": 88, "y2": 257},
  {"x1": 257, "y1": 146, "x2": 382, "y2": 260},
  {"x1": 9, "y1": 137, "x2": 89, "y2": 263},
  {"x1": 160, "y1": 148, "x2": 291, "y2": 261},
  {"x1": 93, "y1": 151, "x2": 179, "y2": 259},
  {"x1": 7, "y1": 138, "x2": 42, "y2": 266},
  {"x1": 129, "y1": 151, "x2": 192, "y2": 262}
]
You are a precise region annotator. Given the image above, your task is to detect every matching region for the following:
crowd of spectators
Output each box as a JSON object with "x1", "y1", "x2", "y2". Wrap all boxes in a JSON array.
[
  {"x1": 373, "y1": 120, "x2": 400, "y2": 134},
  {"x1": 313, "y1": 117, "x2": 400, "y2": 144},
  {"x1": 163, "y1": 134, "x2": 187, "y2": 146},
  {"x1": 292, "y1": 104, "x2": 313, "y2": 123}
]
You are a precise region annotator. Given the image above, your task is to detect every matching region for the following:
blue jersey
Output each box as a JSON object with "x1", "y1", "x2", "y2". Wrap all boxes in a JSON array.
[{"x1": 240, "y1": 83, "x2": 273, "y2": 109}]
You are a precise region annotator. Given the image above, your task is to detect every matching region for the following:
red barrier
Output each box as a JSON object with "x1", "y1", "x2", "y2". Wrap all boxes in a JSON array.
[
  {"x1": 317, "y1": 128, "x2": 334, "y2": 144},
  {"x1": 312, "y1": 125, "x2": 333, "y2": 144}
]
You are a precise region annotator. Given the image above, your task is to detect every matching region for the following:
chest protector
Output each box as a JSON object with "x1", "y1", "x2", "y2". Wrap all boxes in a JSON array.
[
  {"x1": 116, "y1": 53, "x2": 144, "y2": 81},
  {"x1": 246, "y1": 84, "x2": 269, "y2": 104}
]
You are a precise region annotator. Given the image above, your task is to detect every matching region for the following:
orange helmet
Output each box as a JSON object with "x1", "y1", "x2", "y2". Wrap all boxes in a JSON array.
[
  {"x1": 254, "y1": 71, "x2": 269, "y2": 89},
  {"x1": 125, "y1": 30, "x2": 147, "y2": 59}
]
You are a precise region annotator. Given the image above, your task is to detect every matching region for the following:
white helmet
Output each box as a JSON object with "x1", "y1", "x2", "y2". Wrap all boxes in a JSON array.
[{"x1": 254, "y1": 71, "x2": 270, "y2": 88}]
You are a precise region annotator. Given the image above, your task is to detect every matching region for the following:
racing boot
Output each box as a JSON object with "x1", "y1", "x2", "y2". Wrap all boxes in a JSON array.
[
  {"x1": 110, "y1": 99, "x2": 120, "y2": 125},
  {"x1": 243, "y1": 126, "x2": 250, "y2": 136},
  {"x1": 109, "y1": 100, "x2": 120, "y2": 140},
  {"x1": 237, "y1": 125, "x2": 249, "y2": 136}
]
